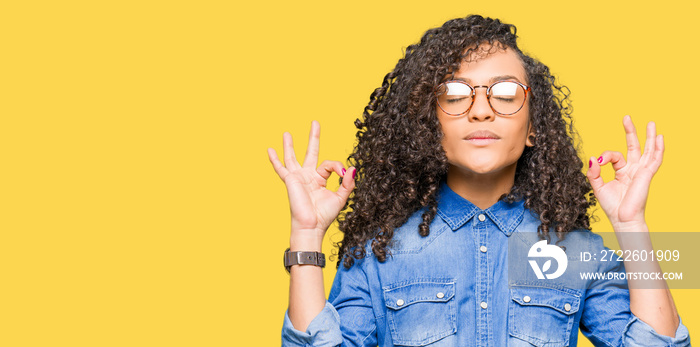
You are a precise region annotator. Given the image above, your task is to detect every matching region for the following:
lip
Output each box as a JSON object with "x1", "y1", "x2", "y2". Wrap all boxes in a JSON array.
[
  {"x1": 466, "y1": 138, "x2": 499, "y2": 146},
  {"x1": 464, "y1": 130, "x2": 500, "y2": 146},
  {"x1": 464, "y1": 130, "x2": 500, "y2": 140}
]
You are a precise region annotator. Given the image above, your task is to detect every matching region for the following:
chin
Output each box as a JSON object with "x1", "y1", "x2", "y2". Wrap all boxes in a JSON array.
[
  {"x1": 452, "y1": 163, "x2": 498, "y2": 175},
  {"x1": 466, "y1": 161, "x2": 498, "y2": 173}
]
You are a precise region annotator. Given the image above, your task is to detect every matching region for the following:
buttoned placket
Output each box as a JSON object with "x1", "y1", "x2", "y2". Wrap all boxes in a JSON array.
[{"x1": 474, "y1": 211, "x2": 491, "y2": 347}]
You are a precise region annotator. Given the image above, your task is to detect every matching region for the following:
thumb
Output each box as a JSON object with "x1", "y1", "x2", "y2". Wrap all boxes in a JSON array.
[
  {"x1": 336, "y1": 167, "x2": 356, "y2": 203},
  {"x1": 586, "y1": 156, "x2": 605, "y2": 193}
]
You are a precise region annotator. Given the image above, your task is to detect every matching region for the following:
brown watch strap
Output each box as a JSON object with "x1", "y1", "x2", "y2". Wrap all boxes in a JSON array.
[{"x1": 284, "y1": 247, "x2": 326, "y2": 273}]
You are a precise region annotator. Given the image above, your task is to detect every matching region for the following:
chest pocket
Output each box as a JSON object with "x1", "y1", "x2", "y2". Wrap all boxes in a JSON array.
[
  {"x1": 508, "y1": 286, "x2": 581, "y2": 347},
  {"x1": 383, "y1": 279, "x2": 457, "y2": 346}
]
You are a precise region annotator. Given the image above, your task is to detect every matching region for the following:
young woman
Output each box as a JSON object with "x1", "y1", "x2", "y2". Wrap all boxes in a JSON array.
[{"x1": 268, "y1": 15, "x2": 690, "y2": 346}]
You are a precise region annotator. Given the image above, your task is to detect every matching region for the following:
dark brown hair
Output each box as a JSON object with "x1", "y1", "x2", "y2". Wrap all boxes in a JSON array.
[{"x1": 335, "y1": 15, "x2": 596, "y2": 269}]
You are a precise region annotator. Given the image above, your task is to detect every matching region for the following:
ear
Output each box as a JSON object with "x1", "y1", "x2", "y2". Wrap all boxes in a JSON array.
[{"x1": 525, "y1": 124, "x2": 535, "y2": 147}]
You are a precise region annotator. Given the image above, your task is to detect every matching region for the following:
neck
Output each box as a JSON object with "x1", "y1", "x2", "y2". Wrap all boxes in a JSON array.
[{"x1": 446, "y1": 164, "x2": 516, "y2": 210}]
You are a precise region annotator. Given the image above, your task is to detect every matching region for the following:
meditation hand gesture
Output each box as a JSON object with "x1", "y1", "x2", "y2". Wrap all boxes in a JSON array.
[
  {"x1": 267, "y1": 121, "x2": 356, "y2": 246},
  {"x1": 586, "y1": 115, "x2": 665, "y2": 230}
]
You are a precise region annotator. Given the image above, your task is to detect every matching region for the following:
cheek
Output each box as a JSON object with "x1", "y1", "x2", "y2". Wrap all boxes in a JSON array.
[
  {"x1": 438, "y1": 117, "x2": 452, "y2": 153},
  {"x1": 440, "y1": 131, "x2": 454, "y2": 159},
  {"x1": 507, "y1": 123, "x2": 531, "y2": 156}
]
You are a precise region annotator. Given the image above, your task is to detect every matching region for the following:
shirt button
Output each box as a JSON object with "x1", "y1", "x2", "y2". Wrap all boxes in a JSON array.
[
  {"x1": 478, "y1": 214, "x2": 486, "y2": 222},
  {"x1": 397, "y1": 299, "x2": 404, "y2": 306},
  {"x1": 479, "y1": 245, "x2": 487, "y2": 253},
  {"x1": 436, "y1": 292, "x2": 445, "y2": 299},
  {"x1": 564, "y1": 303, "x2": 572, "y2": 312},
  {"x1": 523, "y1": 296, "x2": 531, "y2": 303},
  {"x1": 480, "y1": 301, "x2": 488, "y2": 309}
]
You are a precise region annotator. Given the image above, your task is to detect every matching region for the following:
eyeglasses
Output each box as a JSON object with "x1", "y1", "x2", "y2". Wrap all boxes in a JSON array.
[{"x1": 434, "y1": 80, "x2": 531, "y2": 116}]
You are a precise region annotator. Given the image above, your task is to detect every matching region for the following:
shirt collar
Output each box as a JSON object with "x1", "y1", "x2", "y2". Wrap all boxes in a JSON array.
[{"x1": 436, "y1": 180, "x2": 525, "y2": 236}]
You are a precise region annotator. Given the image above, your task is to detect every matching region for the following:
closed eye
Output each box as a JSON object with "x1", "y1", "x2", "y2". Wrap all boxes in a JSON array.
[
  {"x1": 446, "y1": 97, "x2": 469, "y2": 104},
  {"x1": 492, "y1": 97, "x2": 515, "y2": 102}
]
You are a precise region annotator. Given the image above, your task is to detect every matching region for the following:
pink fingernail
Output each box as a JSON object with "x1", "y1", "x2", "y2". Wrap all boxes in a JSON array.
[
  {"x1": 588, "y1": 160, "x2": 592, "y2": 168},
  {"x1": 352, "y1": 168, "x2": 356, "y2": 179},
  {"x1": 597, "y1": 156, "x2": 603, "y2": 163},
  {"x1": 341, "y1": 168, "x2": 346, "y2": 176}
]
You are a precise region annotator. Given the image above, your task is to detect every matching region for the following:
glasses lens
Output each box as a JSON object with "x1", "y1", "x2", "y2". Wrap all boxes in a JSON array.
[
  {"x1": 436, "y1": 82, "x2": 473, "y2": 115},
  {"x1": 489, "y1": 81, "x2": 526, "y2": 115}
]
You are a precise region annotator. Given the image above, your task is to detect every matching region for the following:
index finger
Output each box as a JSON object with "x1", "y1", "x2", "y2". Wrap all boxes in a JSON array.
[
  {"x1": 623, "y1": 115, "x2": 641, "y2": 164},
  {"x1": 302, "y1": 120, "x2": 321, "y2": 168}
]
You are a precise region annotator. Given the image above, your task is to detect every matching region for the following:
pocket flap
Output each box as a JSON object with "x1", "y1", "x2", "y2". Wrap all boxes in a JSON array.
[
  {"x1": 383, "y1": 280, "x2": 455, "y2": 310},
  {"x1": 510, "y1": 286, "x2": 581, "y2": 315}
]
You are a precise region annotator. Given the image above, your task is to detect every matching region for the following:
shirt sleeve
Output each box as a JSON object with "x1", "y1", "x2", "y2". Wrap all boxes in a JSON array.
[
  {"x1": 282, "y1": 301, "x2": 343, "y2": 347},
  {"x1": 622, "y1": 313, "x2": 690, "y2": 347},
  {"x1": 281, "y1": 257, "x2": 377, "y2": 347},
  {"x1": 579, "y1": 234, "x2": 691, "y2": 347}
]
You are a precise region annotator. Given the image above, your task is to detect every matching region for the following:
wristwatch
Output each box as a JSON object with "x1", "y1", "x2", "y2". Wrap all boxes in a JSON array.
[{"x1": 283, "y1": 248, "x2": 326, "y2": 273}]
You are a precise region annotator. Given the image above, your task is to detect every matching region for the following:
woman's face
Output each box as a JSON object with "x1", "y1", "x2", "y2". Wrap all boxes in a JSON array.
[{"x1": 437, "y1": 46, "x2": 534, "y2": 177}]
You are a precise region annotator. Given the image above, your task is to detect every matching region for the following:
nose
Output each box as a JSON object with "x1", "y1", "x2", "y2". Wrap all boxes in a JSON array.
[{"x1": 468, "y1": 86, "x2": 494, "y2": 122}]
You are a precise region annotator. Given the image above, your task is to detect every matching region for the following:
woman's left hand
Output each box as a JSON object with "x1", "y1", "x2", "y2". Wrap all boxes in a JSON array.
[{"x1": 586, "y1": 115, "x2": 665, "y2": 230}]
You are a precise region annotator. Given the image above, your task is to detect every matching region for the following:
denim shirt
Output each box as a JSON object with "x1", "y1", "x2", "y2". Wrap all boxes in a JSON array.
[{"x1": 281, "y1": 181, "x2": 690, "y2": 346}]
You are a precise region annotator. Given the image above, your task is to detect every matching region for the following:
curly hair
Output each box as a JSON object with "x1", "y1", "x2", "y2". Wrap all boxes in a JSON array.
[{"x1": 334, "y1": 14, "x2": 597, "y2": 269}]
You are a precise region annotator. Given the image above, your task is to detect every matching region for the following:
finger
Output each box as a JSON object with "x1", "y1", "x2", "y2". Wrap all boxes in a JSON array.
[
  {"x1": 283, "y1": 132, "x2": 301, "y2": 170},
  {"x1": 586, "y1": 156, "x2": 605, "y2": 193},
  {"x1": 267, "y1": 148, "x2": 289, "y2": 181},
  {"x1": 335, "y1": 166, "x2": 357, "y2": 203},
  {"x1": 598, "y1": 151, "x2": 627, "y2": 171},
  {"x1": 316, "y1": 160, "x2": 345, "y2": 181},
  {"x1": 642, "y1": 121, "x2": 657, "y2": 163},
  {"x1": 302, "y1": 120, "x2": 321, "y2": 169},
  {"x1": 623, "y1": 115, "x2": 641, "y2": 164},
  {"x1": 649, "y1": 134, "x2": 665, "y2": 173}
]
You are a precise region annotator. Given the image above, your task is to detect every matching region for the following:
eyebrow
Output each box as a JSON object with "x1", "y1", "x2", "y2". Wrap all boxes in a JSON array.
[{"x1": 451, "y1": 75, "x2": 523, "y2": 84}]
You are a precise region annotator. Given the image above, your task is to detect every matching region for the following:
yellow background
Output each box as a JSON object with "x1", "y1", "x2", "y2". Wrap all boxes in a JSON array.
[{"x1": 1, "y1": 1, "x2": 697, "y2": 346}]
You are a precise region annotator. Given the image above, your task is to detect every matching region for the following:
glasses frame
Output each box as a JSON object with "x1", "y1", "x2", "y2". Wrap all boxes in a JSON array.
[{"x1": 434, "y1": 80, "x2": 531, "y2": 116}]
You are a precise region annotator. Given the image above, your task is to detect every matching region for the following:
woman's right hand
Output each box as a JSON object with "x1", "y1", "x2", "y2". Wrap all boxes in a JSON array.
[{"x1": 267, "y1": 120, "x2": 356, "y2": 248}]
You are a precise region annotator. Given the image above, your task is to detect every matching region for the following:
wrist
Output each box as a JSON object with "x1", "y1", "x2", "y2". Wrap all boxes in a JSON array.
[
  {"x1": 290, "y1": 232, "x2": 324, "y2": 252},
  {"x1": 284, "y1": 247, "x2": 326, "y2": 273},
  {"x1": 612, "y1": 220, "x2": 649, "y2": 233}
]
